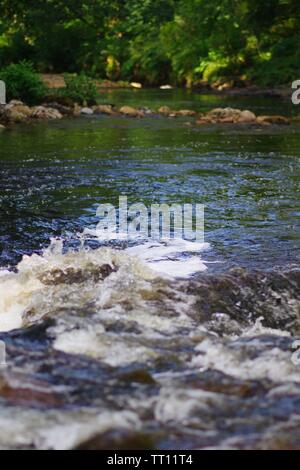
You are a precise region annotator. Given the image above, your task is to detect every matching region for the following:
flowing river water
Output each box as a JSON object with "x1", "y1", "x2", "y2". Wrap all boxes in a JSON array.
[{"x1": 0, "y1": 90, "x2": 300, "y2": 449}]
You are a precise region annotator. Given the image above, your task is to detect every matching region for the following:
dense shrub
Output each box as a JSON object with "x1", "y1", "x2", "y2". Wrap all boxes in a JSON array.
[
  {"x1": 0, "y1": 61, "x2": 47, "y2": 104},
  {"x1": 61, "y1": 73, "x2": 98, "y2": 105},
  {"x1": 0, "y1": 0, "x2": 298, "y2": 87}
]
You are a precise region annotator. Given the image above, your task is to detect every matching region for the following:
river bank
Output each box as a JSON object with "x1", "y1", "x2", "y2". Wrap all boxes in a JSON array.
[{"x1": 0, "y1": 99, "x2": 294, "y2": 130}]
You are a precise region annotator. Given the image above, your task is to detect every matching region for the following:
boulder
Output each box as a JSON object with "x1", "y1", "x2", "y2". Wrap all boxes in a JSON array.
[
  {"x1": 73, "y1": 103, "x2": 82, "y2": 117},
  {"x1": 6, "y1": 105, "x2": 32, "y2": 123},
  {"x1": 30, "y1": 106, "x2": 62, "y2": 120},
  {"x1": 196, "y1": 117, "x2": 211, "y2": 125},
  {"x1": 256, "y1": 115, "x2": 290, "y2": 125},
  {"x1": 7, "y1": 100, "x2": 24, "y2": 107},
  {"x1": 92, "y1": 104, "x2": 115, "y2": 115},
  {"x1": 206, "y1": 108, "x2": 242, "y2": 123},
  {"x1": 139, "y1": 107, "x2": 153, "y2": 115},
  {"x1": 42, "y1": 102, "x2": 73, "y2": 116},
  {"x1": 196, "y1": 107, "x2": 258, "y2": 125},
  {"x1": 237, "y1": 110, "x2": 256, "y2": 123},
  {"x1": 176, "y1": 109, "x2": 197, "y2": 117},
  {"x1": 130, "y1": 82, "x2": 142, "y2": 89},
  {"x1": 119, "y1": 106, "x2": 144, "y2": 118},
  {"x1": 158, "y1": 106, "x2": 172, "y2": 115},
  {"x1": 80, "y1": 107, "x2": 94, "y2": 115}
]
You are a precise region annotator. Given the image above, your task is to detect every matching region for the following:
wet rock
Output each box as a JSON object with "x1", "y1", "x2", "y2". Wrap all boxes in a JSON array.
[
  {"x1": 42, "y1": 102, "x2": 73, "y2": 116},
  {"x1": 5, "y1": 104, "x2": 32, "y2": 123},
  {"x1": 160, "y1": 85, "x2": 173, "y2": 90},
  {"x1": 139, "y1": 107, "x2": 154, "y2": 115},
  {"x1": 1, "y1": 251, "x2": 300, "y2": 449},
  {"x1": 73, "y1": 103, "x2": 82, "y2": 117},
  {"x1": 158, "y1": 106, "x2": 172, "y2": 115},
  {"x1": 30, "y1": 106, "x2": 62, "y2": 120},
  {"x1": 188, "y1": 268, "x2": 300, "y2": 333},
  {"x1": 80, "y1": 107, "x2": 94, "y2": 115},
  {"x1": 176, "y1": 109, "x2": 197, "y2": 117},
  {"x1": 184, "y1": 370, "x2": 269, "y2": 398},
  {"x1": 237, "y1": 110, "x2": 256, "y2": 123},
  {"x1": 92, "y1": 104, "x2": 115, "y2": 115},
  {"x1": 74, "y1": 430, "x2": 154, "y2": 450},
  {"x1": 208, "y1": 107, "x2": 244, "y2": 123},
  {"x1": 0, "y1": 372, "x2": 63, "y2": 408},
  {"x1": 7, "y1": 100, "x2": 24, "y2": 106},
  {"x1": 118, "y1": 368, "x2": 156, "y2": 385},
  {"x1": 130, "y1": 82, "x2": 142, "y2": 89},
  {"x1": 38, "y1": 263, "x2": 116, "y2": 285},
  {"x1": 196, "y1": 107, "x2": 289, "y2": 126},
  {"x1": 119, "y1": 106, "x2": 144, "y2": 118},
  {"x1": 256, "y1": 115, "x2": 290, "y2": 125}
]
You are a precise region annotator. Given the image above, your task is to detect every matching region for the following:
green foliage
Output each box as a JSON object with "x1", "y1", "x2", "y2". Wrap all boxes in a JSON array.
[
  {"x1": 0, "y1": 0, "x2": 299, "y2": 87},
  {"x1": 61, "y1": 73, "x2": 98, "y2": 105},
  {"x1": 0, "y1": 61, "x2": 47, "y2": 104}
]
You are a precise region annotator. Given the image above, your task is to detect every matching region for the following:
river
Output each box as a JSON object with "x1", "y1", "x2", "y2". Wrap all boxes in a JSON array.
[{"x1": 0, "y1": 89, "x2": 300, "y2": 449}]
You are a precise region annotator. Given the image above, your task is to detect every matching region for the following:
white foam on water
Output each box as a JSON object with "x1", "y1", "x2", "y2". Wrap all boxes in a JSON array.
[
  {"x1": 84, "y1": 227, "x2": 211, "y2": 278},
  {"x1": 191, "y1": 337, "x2": 300, "y2": 383},
  {"x1": 0, "y1": 238, "x2": 157, "y2": 333},
  {"x1": 0, "y1": 269, "x2": 43, "y2": 332}
]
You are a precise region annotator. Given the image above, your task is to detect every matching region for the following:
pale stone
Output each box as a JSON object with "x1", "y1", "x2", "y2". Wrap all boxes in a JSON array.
[
  {"x1": 257, "y1": 115, "x2": 289, "y2": 125},
  {"x1": 130, "y1": 82, "x2": 142, "y2": 89},
  {"x1": 80, "y1": 107, "x2": 94, "y2": 115},
  {"x1": 237, "y1": 110, "x2": 256, "y2": 123},
  {"x1": 176, "y1": 109, "x2": 197, "y2": 117},
  {"x1": 92, "y1": 105, "x2": 114, "y2": 115},
  {"x1": 158, "y1": 106, "x2": 171, "y2": 115},
  {"x1": 119, "y1": 106, "x2": 144, "y2": 117}
]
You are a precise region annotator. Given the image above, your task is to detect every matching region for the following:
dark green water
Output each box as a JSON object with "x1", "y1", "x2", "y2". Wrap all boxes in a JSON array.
[{"x1": 1, "y1": 90, "x2": 300, "y2": 270}]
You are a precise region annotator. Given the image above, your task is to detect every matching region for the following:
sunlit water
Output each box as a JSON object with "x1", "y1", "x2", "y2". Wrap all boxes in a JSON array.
[{"x1": 0, "y1": 90, "x2": 300, "y2": 449}]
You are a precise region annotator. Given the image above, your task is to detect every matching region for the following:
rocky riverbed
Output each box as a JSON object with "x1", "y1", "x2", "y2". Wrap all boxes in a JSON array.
[
  {"x1": 0, "y1": 99, "x2": 292, "y2": 129},
  {"x1": 0, "y1": 243, "x2": 300, "y2": 450}
]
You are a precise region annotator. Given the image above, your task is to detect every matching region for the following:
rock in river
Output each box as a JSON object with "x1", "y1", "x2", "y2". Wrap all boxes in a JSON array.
[{"x1": 119, "y1": 106, "x2": 144, "y2": 118}]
